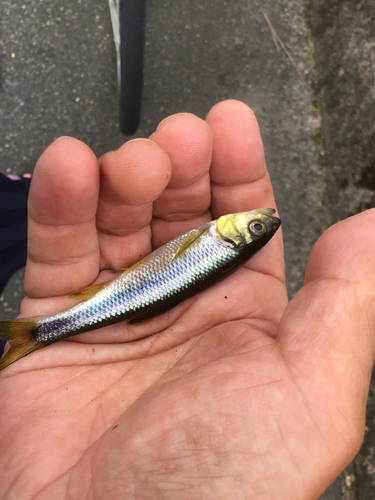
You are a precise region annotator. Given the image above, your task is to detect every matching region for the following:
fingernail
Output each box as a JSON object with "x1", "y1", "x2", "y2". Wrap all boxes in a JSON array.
[
  {"x1": 155, "y1": 113, "x2": 191, "y2": 131},
  {"x1": 53, "y1": 136, "x2": 74, "y2": 142}
]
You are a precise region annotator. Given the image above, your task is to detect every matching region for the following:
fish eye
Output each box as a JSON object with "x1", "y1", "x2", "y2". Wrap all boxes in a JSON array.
[{"x1": 249, "y1": 221, "x2": 266, "y2": 234}]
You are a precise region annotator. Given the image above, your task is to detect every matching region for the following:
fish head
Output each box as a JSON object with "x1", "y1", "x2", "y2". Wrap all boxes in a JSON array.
[{"x1": 216, "y1": 208, "x2": 281, "y2": 248}]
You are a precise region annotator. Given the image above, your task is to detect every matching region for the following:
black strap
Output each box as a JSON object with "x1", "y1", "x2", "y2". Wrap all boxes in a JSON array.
[{"x1": 119, "y1": 0, "x2": 146, "y2": 135}]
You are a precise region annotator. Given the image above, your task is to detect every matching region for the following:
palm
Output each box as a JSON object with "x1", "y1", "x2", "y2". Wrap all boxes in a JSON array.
[{"x1": 1, "y1": 101, "x2": 374, "y2": 500}]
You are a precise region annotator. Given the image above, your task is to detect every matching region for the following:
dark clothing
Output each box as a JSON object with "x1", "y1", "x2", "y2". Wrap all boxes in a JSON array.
[{"x1": 0, "y1": 173, "x2": 31, "y2": 354}]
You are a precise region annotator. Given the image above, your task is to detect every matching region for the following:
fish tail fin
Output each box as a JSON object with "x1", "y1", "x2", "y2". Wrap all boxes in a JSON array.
[{"x1": 0, "y1": 319, "x2": 41, "y2": 371}]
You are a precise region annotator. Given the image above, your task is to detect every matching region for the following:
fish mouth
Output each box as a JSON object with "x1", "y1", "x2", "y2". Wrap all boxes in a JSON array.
[
  {"x1": 256, "y1": 208, "x2": 281, "y2": 232},
  {"x1": 270, "y1": 216, "x2": 281, "y2": 232}
]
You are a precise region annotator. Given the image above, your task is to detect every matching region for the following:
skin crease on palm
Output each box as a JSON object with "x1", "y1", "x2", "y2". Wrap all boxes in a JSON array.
[{"x1": 0, "y1": 100, "x2": 374, "y2": 500}]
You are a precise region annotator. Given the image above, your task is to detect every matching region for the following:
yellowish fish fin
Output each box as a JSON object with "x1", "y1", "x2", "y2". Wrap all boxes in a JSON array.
[
  {"x1": 0, "y1": 319, "x2": 42, "y2": 371},
  {"x1": 121, "y1": 255, "x2": 150, "y2": 275},
  {"x1": 173, "y1": 227, "x2": 208, "y2": 261},
  {"x1": 129, "y1": 312, "x2": 160, "y2": 325},
  {"x1": 68, "y1": 281, "x2": 110, "y2": 300}
]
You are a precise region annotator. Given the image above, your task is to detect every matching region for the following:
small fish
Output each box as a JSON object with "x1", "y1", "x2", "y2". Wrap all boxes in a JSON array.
[{"x1": 0, "y1": 209, "x2": 280, "y2": 370}]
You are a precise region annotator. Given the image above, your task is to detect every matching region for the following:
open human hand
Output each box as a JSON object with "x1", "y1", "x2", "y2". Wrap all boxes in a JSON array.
[{"x1": 0, "y1": 100, "x2": 374, "y2": 500}]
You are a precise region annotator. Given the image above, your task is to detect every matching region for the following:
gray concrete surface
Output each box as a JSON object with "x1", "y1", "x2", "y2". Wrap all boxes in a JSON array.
[
  {"x1": 0, "y1": 0, "x2": 321, "y2": 298},
  {"x1": 0, "y1": 0, "x2": 373, "y2": 498},
  {"x1": 311, "y1": 2, "x2": 375, "y2": 499}
]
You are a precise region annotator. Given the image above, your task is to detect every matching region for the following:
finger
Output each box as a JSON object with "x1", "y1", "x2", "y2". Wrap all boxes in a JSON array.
[
  {"x1": 149, "y1": 113, "x2": 213, "y2": 248},
  {"x1": 25, "y1": 137, "x2": 100, "y2": 298},
  {"x1": 279, "y1": 209, "x2": 375, "y2": 453},
  {"x1": 206, "y1": 99, "x2": 284, "y2": 282},
  {"x1": 97, "y1": 139, "x2": 171, "y2": 270}
]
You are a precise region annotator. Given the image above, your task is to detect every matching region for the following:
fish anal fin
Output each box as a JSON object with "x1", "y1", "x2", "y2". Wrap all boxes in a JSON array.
[
  {"x1": 173, "y1": 227, "x2": 208, "y2": 261},
  {"x1": 68, "y1": 281, "x2": 110, "y2": 301},
  {"x1": 129, "y1": 313, "x2": 160, "y2": 325}
]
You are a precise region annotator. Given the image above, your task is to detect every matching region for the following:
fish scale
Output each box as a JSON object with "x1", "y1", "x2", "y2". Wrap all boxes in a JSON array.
[
  {"x1": 35, "y1": 223, "x2": 236, "y2": 342},
  {"x1": 0, "y1": 209, "x2": 280, "y2": 370}
]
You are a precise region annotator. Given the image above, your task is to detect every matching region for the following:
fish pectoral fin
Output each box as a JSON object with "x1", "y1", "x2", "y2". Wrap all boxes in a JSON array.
[
  {"x1": 68, "y1": 281, "x2": 110, "y2": 301},
  {"x1": 172, "y1": 227, "x2": 208, "y2": 261},
  {"x1": 121, "y1": 255, "x2": 150, "y2": 274}
]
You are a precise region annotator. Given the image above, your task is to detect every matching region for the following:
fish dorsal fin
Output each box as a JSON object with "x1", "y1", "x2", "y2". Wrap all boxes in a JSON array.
[
  {"x1": 172, "y1": 226, "x2": 208, "y2": 261},
  {"x1": 68, "y1": 281, "x2": 110, "y2": 301}
]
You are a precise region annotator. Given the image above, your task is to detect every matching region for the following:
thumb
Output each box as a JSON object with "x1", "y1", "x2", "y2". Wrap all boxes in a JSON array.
[
  {"x1": 305, "y1": 207, "x2": 375, "y2": 287},
  {"x1": 279, "y1": 209, "x2": 375, "y2": 457}
]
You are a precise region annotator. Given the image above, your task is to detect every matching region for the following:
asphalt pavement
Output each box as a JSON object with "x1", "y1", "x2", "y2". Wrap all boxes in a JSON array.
[{"x1": 0, "y1": 0, "x2": 374, "y2": 498}]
